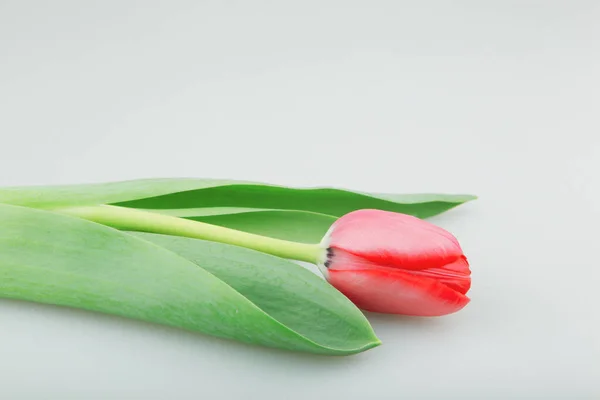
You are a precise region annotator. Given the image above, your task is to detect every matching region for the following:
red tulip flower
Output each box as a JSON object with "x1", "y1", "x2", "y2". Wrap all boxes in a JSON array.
[{"x1": 319, "y1": 210, "x2": 471, "y2": 316}]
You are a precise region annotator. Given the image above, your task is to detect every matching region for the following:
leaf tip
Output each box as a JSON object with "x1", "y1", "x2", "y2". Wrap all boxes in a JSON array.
[{"x1": 358, "y1": 334, "x2": 383, "y2": 353}]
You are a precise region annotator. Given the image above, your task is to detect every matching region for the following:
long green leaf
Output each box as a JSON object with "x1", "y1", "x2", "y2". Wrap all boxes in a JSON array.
[
  {"x1": 0, "y1": 204, "x2": 379, "y2": 355},
  {"x1": 0, "y1": 178, "x2": 475, "y2": 217},
  {"x1": 133, "y1": 232, "x2": 369, "y2": 350},
  {"x1": 0, "y1": 178, "x2": 476, "y2": 242},
  {"x1": 116, "y1": 183, "x2": 476, "y2": 218}
]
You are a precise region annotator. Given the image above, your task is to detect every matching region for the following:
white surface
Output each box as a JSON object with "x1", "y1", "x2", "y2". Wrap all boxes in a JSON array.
[{"x1": 1, "y1": 1, "x2": 599, "y2": 399}]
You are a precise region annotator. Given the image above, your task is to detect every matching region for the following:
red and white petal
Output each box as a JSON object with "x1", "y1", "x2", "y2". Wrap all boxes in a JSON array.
[{"x1": 328, "y1": 268, "x2": 470, "y2": 317}]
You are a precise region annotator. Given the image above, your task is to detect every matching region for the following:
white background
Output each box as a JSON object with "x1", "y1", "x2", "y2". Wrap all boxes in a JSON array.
[{"x1": 1, "y1": 1, "x2": 599, "y2": 399}]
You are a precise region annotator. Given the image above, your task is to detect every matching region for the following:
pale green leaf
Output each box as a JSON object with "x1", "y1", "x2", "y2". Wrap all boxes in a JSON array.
[
  {"x1": 0, "y1": 204, "x2": 379, "y2": 355},
  {"x1": 0, "y1": 178, "x2": 476, "y2": 242}
]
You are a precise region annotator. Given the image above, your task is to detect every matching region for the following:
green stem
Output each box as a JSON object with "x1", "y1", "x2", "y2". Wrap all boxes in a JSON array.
[{"x1": 57, "y1": 205, "x2": 323, "y2": 264}]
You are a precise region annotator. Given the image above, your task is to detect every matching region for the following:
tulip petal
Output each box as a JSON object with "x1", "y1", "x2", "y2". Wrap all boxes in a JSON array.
[
  {"x1": 329, "y1": 209, "x2": 465, "y2": 271},
  {"x1": 328, "y1": 248, "x2": 471, "y2": 295},
  {"x1": 328, "y1": 268, "x2": 470, "y2": 316},
  {"x1": 407, "y1": 255, "x2": 471, "y2": 295}
]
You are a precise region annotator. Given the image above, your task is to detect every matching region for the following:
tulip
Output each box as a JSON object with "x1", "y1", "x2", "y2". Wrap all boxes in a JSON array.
[
  {"x1": 63, "y1": 206, "x2": 471, "y2": 316},
  {"x1": 318, "y1": 210, "x2": 471, "y2": 316}
]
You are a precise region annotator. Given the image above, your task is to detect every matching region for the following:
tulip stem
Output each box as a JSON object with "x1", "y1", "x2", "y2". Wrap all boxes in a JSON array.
[{"x1": 56, "y1": 205, "x2": 323, "y2": 264}]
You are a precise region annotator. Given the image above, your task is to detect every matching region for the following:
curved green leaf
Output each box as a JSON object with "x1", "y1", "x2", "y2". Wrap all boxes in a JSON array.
[
  {"x1": 0, "y1": 204, "x2": 379, "y2": 355},
  {"x1": 117, "y1": 184, "x2": 475, "y2": 219},
  {"x1": 0, "y1": 179, "x2": 475, "y2": 242},
  {"x1": 0, "y1": 178, "x2": 475, "y2": 218},
  {"x1": 133, "y1": 232, "x2": 371, "y2": 351}
]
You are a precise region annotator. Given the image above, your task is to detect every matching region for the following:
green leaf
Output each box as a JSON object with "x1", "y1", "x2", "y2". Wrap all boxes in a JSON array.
[
  {"x1": 133, "y1": 232, "x2": 375, "y2": 352},
  {"x1": 116, "y1": 183, "x2": 476, "y2": 219},
  {"x1": 0, "y1": 204, "x2": 380, "y2": 355},
  {"x1": 0, "y1": 178, "x2": 475, "y2": 216},
  {"x1": 0, "y1": 178, "x2": 476, "y2": 242}
]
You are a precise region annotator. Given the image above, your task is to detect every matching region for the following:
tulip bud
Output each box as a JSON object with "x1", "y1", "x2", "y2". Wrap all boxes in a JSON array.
[{"x1": 318, "y1": 209, "x2": 471, "y2": 316}]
